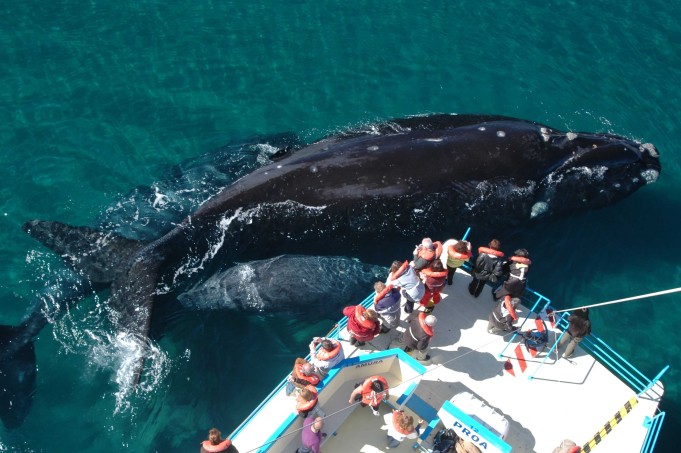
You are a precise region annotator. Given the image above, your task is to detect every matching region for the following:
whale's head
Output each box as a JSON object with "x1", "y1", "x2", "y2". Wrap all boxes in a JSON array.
[{"x1": 529, "y1": 132, "x2": 661, "y2": 219}]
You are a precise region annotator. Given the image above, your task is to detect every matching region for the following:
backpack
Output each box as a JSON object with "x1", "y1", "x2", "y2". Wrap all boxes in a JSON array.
[
  {"x1": 522, "y1": 317, "x2": 549, "y2": 351},
  {"x1": 432, "y1": 428, "x2": 458, "y2": 453}
]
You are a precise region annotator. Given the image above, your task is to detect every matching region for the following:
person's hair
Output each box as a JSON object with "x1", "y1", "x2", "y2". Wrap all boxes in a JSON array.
[
  {"x1": 371, "y1": 380, "x2": 384, "y2": 392},
  {"x1": 374, "y1": 281, "x2": 386, "y2": 292},
  {"x1": 390, "y1": 260, "x2": 403, "y2": 272},
  {"x1": 301, "y1": 362, "x2": 313, "y2": 376},
  {"x1": 453, "y1": 241, "x2": 469, "y2": 254},
  {"x1": 208, "y1": 428, "x2": 221, "y2": 445},
  {"x1": 364, "y1": 309, "x2": 378, "y2": 321},
  {"x1": 514, "y1": 248, "x2": 529, "y2": 258},
  {"x1": 321, "y1": 339, "x2": 335, "y2": 351},
  {"x1": 396, "y1": 411, "x2": 414, "y2": 432},
  {"x1": 431, "y1": 260, "x2": 444, "y2": 272},
  {"x1": 299, "y1": 388, "x2": 315, "y2": 401},
  {"x1": 488, "y1": 239, "x2": 501, "y2": 250}
]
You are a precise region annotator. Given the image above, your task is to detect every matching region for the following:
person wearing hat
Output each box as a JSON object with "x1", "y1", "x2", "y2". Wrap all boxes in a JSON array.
[{"x1": 402, "y1": 312, "x2": 436, "y2": 362}]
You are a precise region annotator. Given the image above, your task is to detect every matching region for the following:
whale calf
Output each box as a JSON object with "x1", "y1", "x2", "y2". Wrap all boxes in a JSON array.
[
  {"x1": 7, "y1": 113, "x2": 660, "y2": 427},
  {"x1": 177, "y1": 255, "x2": 386, "y2": 314}
]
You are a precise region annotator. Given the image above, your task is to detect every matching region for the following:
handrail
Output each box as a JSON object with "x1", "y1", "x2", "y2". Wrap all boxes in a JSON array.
[{"x1": 641, "y1": 411, "x2": 666, "y2": 453}]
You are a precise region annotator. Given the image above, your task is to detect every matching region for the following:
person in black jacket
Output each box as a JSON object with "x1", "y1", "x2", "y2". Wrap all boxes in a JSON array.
[
  {"x1": 558, "y1": 308, "x2": 591, "y2": 358},
  {"x1": 468, "y1": 239, "x2": 504, "y2": 298},
  {"x1": 494, "y1": 248, "x2": 531, "y2": 300},
  {"x1": 402, "y1": 313, "x2": 436, "y2": 361}
]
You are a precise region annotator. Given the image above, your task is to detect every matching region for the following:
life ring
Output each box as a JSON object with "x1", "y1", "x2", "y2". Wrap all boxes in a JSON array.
[
  {"x1": 201, "y1": 439, "x2": 232, "y2": 452},
  {"x1": 478, "y1": 246, "x2": 504, "y2": 258},
  {"x1": 417, "y1": 313, "x2": 435, "y2": 337}
]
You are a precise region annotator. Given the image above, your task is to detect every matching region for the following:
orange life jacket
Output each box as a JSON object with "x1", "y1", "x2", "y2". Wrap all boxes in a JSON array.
[
  {"x1": 510, "y1": 255, "x2": 531, "y2": 265},
  {"x1": 417, "y1": 312, "x2": 435, "y2": 337},
  {"x1": 478, "y1": 246, "x2": 504, "y2": 258},
  {"x1": 316, "y1": 341, "x2": 341, "y2": 361},
  {"x1": 201, "y1": 439, "x2": 232, "y2": 452},
  {"x1": 294, "y1": 362, "x2": 320, "y2": 386},
  {"x1": 447, "y1": 244, "x2": 472, "y2": 261},
  {"x1": 390, "y1": 261, "x2": 409, "y2": 281},
  {"x1": 296, "y1": 385, "x2": 318, "y2": 412},
  {"x1": 374, "y1": 284, "x2": 394, "y2": 303},
  {"x1": 361, "y1": 375, "x2": 389, "y2": 406},
  {"x1": 355, "y1": 305, "x2": 376, "y2": 329},
  {"x1": 503, "y1": 295, "x2": 518, "y2": 320},
  {"x1": 392, "y1": 410, "x2": 414, "y2": 435}
]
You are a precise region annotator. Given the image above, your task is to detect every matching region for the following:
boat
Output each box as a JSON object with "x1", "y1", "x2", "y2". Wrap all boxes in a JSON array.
[{"x1": 227, "y1": 231, "x2": 667, "y2": 452}]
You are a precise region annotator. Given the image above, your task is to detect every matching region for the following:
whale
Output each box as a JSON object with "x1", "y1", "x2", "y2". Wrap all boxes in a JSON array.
[
  {"x1": 177, "y1": 255, "x2": 386, "y2": 314},
  {"x1": 4, "y1": 113, "x2": 660, "y2": 427}
]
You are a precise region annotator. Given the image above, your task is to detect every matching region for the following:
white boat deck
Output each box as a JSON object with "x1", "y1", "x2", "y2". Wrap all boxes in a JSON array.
[{"x1": 230, "y1": 268, "x2": 664, "y2": 453}]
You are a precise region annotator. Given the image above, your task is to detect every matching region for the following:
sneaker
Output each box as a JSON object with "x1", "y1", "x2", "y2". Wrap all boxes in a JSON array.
[
  {"x1": 372, "y1": 407, "x2": 380, "y2": 416},
  {"x1": 417, "y1": 355, "x2": 431, "y2": 362}
]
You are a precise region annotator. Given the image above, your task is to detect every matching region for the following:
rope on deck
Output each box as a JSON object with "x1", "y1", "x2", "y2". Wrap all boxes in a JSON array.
[{"x1": 580, "y1": 396, "x2": 638, "y2": 453}]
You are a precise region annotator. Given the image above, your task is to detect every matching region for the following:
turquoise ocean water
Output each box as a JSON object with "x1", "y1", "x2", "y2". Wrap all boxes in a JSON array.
[{"x1": 1, "y1": 1, "x2": 680, "y2": 451}]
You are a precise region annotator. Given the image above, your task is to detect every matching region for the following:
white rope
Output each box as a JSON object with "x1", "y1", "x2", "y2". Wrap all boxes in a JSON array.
[{"x1": 552, "y1": 287, "x2": 681, "y2": 314}]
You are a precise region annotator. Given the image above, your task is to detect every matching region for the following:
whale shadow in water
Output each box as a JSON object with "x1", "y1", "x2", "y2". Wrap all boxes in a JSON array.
[{"x1": 5, "y1": 114, "x2": 662, "y2": 428}]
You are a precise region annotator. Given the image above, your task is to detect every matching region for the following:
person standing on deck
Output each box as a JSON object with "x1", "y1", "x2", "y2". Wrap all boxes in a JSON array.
[
  {"x1": 387, "y1": 260, "x2": 425, "y2": 314},
  {"x1": 493, "y1": 248, "x2": 531, "y2": 301},
  {"x1": 373, "y1": 281, "x2": 401, "y2": 333},
  {"x1": 383, "y1": 410, "x2": 423, "y2": 448},
  {"x1": 412, "y1": 237, "x2": 443, "y2": 272},
  {"x1": 342, "y1": 305, "x2": 381, "y2": 346},
  {"x1": 442, "y1": 238, "x2": 472, "y2": 286},
  {"x1": 418, "y1": 260, "x2": 448, "y2": 313},
  {"x1": 402, "y1": 313, "x2": 436, "y2": 362},
  {"x1": 349, "y1": 375, "x2": 390, "y2": 416},
  {"x1": 296, "y1": 416, "x2": 325, "y2": 453},
  {"x1": 468, "y1": 239, "x2": 504, "y2": 298}
]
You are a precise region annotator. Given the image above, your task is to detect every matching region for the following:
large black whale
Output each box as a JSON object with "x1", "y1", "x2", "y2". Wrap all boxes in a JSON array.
[{"x1": 6, "y1": 113, "x2": 660, "y2": 425}]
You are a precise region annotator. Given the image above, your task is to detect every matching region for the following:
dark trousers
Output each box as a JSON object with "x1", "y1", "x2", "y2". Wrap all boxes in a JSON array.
[{"x1": 468, "y1": 277, "x2": 487, "y2": 298}]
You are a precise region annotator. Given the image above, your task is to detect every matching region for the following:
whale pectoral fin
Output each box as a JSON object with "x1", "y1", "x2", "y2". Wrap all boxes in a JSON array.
[
  {"x1": 0, "y1": 325, "x2": 37, "y2": 429},
  {"x1": 108, "y1": 254, "x2": 162, "y2": 387},
  {"x1": 22, "y1": 220, "x2": 147, "y2": 284}
]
